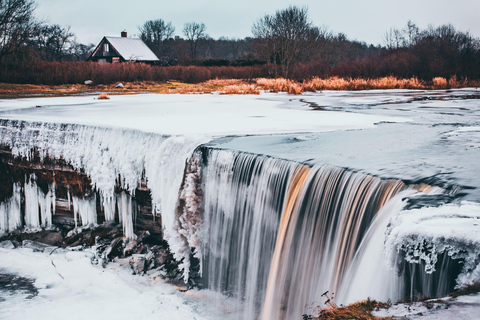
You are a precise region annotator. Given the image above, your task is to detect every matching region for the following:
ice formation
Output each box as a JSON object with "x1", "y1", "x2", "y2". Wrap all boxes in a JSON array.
[
  {"x1": 72, "y1": 195, "x2": 97, "y2": 229},
  {"x1": 0, "y1": 183, "x2": 22, "y2": 235},
  {"x1": 385, "y1": 201, "x2": 480, "y2": 289},
  {"x1": 0, "y1": 119, "x2": 209, "y2": 276}
]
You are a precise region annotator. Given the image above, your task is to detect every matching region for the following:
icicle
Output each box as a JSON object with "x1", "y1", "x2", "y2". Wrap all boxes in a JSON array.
[
  {"x1": 102, "y1": 195, "x2": 116, "y2": 222},
  {"x1": 67, "y1": 187, "x2": 71, "y2": 209},
  {"x1": 72, "y1": 195, "x2": 97, "y2": 228},
  {"x1": 117, "y1": 192, "x2": 136, "y2": 240},
  {"x1": 0, "y1": 183, "x2": 22, "y2": 235},
  {"x1": 24, "y1": 174, "x2": 40, "y2": 230},
  {"x1": 38, "y1": 183, "x2": 55, "y2": 229}
]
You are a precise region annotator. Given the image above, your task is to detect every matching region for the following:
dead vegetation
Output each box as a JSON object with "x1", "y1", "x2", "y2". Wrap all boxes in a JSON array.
[
  {"x1": 97, "y1": 93, "x2": 110, "y2": 100},
  {"x1": 449, "y1": 282, "x2": 480, "y2": 298},
  {"x1": 301, "y1": 291, "x2": 392, "y2": 320},
  {"x1": 1, "y1": 76, "x2": 478, "y2": 98},
  {"x1": 303, "y1": 292, "x2": 392, "y2": 320}
]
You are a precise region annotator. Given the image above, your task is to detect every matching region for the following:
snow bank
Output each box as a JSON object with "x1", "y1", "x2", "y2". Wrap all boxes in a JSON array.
[
  {"x1": 385, "y1": 201, "x2": 480, "y2": 288},
  {"x1": 0, "y1": 247, "x2": 229, "y2": 320}
]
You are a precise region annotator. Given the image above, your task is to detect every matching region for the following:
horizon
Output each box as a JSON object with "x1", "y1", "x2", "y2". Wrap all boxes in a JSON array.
[{"x1": 35, "y1": 0, "x2": 480, "y2": 45}]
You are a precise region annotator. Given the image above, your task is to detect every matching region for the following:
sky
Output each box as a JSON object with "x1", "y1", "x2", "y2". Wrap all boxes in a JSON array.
[{"x1": 35, "y1": 0, "x2": 480, "y2": 46}]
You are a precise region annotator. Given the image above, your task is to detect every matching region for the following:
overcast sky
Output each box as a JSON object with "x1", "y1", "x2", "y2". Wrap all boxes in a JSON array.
[{"x1": 35, "y1": 0, "x2": 480, "y2": 46}]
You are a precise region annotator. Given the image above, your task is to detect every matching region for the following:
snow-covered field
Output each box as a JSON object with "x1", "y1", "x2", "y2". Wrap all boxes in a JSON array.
[{"x1": 0, "y1": 93, "x2": 407, "y2": 136}]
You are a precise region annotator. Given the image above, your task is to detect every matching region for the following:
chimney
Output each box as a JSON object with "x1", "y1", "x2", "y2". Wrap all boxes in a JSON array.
[{"x1": 121, "y1": 31, "x2": 127, "y2": 38}]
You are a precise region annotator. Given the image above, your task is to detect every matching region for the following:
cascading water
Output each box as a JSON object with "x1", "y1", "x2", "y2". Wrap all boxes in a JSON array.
[
  {"x1": 199, "y1": 148, "x2": 421, "y2": 319},
  {"x1": 201, "y1": 149, "x2": 299, "y2": 319}
]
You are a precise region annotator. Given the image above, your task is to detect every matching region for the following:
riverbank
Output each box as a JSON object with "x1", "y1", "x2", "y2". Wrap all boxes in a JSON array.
[{"x1": 2, "y1": 76, "x2": 479, "y2": 99}]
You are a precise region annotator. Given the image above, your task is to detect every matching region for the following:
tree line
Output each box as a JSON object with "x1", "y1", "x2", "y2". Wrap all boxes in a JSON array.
[{"x1": 1, "y1": 0, "x2": 479, "y2": 83}]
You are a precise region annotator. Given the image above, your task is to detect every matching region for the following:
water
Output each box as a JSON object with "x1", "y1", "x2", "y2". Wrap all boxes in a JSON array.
[{"x1": 200, "y1": 148, "x2": 424, "y2": 319}]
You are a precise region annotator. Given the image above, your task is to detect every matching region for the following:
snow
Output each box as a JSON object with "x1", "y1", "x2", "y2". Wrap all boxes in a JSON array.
[
  {"x1": 0, "y1": 247, "x2": 238, "y2": 320},
  {"x1": 373, "y1": 294, "x2": 480, "y2": 320},
  {"x1": 105, "y1": 36, "x2": 159, "y2": 62},
  {"x1": 0, "y1": 93, "x2": 408, "y2": 136},
  {"x1": 385, "y1": 201, "x2": 480, "y2": 288}
]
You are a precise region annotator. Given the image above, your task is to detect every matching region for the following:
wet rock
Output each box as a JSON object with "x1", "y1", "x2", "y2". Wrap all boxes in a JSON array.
[
  {"x1": 130, "y1": 255, "x2": 146, "y2": 274},
  {"x1": 136, "y1": 230, "x2": 150, "y2": 243},
  {"x1": 151, "y1": 245, "x2": 183, "y2": 281},
  {"x1": 21, "y1": 231, "x2": 63, "y2": 246},
  {"x1": 0, "y1": 240, "x2": 15, "y2": 249},
  {"x1": 22, "y1": 240, "x2": 57, "y2": 253},
  {"x1": 104, "y1": 237, "x2": 123, "y2": 260}
]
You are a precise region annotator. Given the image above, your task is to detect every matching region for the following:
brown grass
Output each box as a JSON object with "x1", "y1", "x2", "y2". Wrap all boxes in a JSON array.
[
  {"x1": 449, "y1": 282, "x2": 480, "y2": 298},
  {"x1": 309, "y1": 299, "x2": 392, "y2": 320},
  {"x1": 97, "y1": 93, "x2": 110, "y2": 100},
  {"x1": 1, "y1": 76, "x2": 478, "y2": 98}
]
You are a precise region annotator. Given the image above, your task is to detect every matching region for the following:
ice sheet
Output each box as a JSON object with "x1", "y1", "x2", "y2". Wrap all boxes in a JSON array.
[{"x1": 0, "y1": 93, "x2": 408, "y2": 136}]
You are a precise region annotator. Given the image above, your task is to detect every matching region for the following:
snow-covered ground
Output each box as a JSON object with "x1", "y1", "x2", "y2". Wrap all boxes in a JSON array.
[
  {"x1": 0, "y1": 93, "x2": 407, "y2": 136},
  {"x1": 0, "y1": 247, "x2": 241, "y2": 320},
  {"x1": 373, "y1": 294, "x2": 480, "y2": 320}
]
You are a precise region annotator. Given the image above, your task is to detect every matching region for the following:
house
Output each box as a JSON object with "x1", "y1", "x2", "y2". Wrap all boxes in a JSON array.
[{"x1": 88, "y1": 32, "x2": 159, "y2": 64}]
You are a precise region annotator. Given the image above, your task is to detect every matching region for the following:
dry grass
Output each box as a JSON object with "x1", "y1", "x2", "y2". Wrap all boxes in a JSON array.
[
  {"x1": 449, "y1": 282, "x2": 480, "y2": 298},
  {"x1": 1, "y1": 76, "x2": 478, "y2": 98},
  {"x1": 433, "y1": 77, "x2": 448, "y2": 89},
  {"x1": 307, "y1": 299, "x2": 392, "y2": 320},
  {"x1": 97, "y1": 93, "x2": 110, "y2": 100}
]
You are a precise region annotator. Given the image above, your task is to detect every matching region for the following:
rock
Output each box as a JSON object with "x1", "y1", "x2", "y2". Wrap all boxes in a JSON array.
[
  {"x1": 136, "y1": 230, "x2": 150, "y2": 243},
  {"x1": 22, "y1": 240, "x2": 57, "y2": 253},
  {"x1": 22, "y1": 231, "x2": 63, "y2": 246},
  {"x1": 104, "y1": 237, "x2": 123, "y2": 260},
  {"x1": 84, "y1": 80, "x2": 93, "y2": 85},
  {"x1": 0, "y1": 240, "x2": 15, "y2": 249},
  {"x1": 131, "y1": 255, "x2": 146, "y2": 274},
  {"x1": 115, "y1": 83, "x2": 124, "y2": 88}
]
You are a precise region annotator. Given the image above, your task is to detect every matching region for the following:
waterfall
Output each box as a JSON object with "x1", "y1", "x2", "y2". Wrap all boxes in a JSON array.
[
  {"x1": 200, "y1": 148, "x2": 410, "y2": 319},
  {"x1": 201, "y1": 149, "x2": 300, "y2": 319}
]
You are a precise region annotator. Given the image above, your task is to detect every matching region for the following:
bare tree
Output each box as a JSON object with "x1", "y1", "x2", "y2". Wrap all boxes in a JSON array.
[
  {"x1": 404, "y1": 20, "x2": 419, "y2": 47},
  {"x1": 139, "y1": 19, "x2": 175, "y2": 50},
  {"x1": 35, "y1": 24, "x2": 74, "y2": 61},
  {"x1": 70, "y1": 39, "x2": 94, "y2": 61},
  {"x1": 183, "y1": 22, "x2": 206, "y2": 59},
  {"x1": 0, "y1": 0, "x2": 39, "y2": 61},
  {"x1": 252, "y1": 6, "x2": 316, "y2": 77},
  {"x1": 383, "y1": 27, "x2": 405, "y2": 49}
]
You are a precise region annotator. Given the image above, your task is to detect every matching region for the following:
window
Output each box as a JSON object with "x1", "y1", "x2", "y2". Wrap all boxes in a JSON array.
[
  {"x1": 98, "y1": 59, "x2": 107, "y2": 64},
  {"x1": 104, "y1": 43, "x2": 109, "y2": 52},
  {"x1": 112, "y1": 57, "x2": 120, "y2": 63}
]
